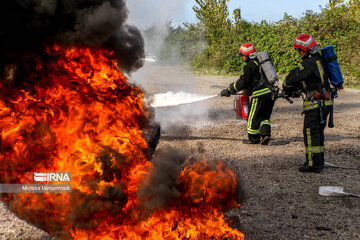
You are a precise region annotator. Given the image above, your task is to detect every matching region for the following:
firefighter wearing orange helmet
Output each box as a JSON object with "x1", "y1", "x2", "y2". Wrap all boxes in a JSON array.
[
  {"x1": 220, "y1": 43, "x2": 275, "y2": 145},
  {"x1": 283, "y1": 34, "x2": 333, "y2": 173}
]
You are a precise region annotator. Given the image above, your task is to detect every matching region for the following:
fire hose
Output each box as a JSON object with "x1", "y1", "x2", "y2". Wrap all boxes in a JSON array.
[{"x1": 324, "y1": 162, "x2": 360, "y2": 170}]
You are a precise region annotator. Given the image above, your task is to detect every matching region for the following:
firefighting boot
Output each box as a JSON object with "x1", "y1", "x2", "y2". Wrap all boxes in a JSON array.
[
  {"x1": 260, "y1": 136, "x2": 271, "y2": 145},
  {"x1": 299, "y1": 164, "x2": 324, "y2": 173},
  {"x1": 245, "y1": 134, "x2": 260, "y2": 144},
  {"x1": 242, "y1": 139, "x2": 260, "y2": 144}
]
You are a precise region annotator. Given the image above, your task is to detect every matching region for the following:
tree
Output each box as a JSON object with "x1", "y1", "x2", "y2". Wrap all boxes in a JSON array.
[
  {"x1": 233, "y1": 8, "x2": 241, "y2": 24},
  {"x1": 193, "y1": 0, "x2": 231, "y2": 44},
  {"x1": 347, "y1": 0, "x2": 360, "y2": 21},
  {"x1": 328, "y1": 0, "x2": 344, "y2": 9},
  {"x1": 328, "y1": 0, "x2": 360, "y2": 20}
]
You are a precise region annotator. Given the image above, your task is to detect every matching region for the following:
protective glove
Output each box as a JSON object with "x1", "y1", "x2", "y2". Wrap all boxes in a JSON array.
[
  {"x1": 220, "y1": 88, "x2": 232, "y2": 97},
  {"x1": 282, "y1": 88, "x2": 292, "y2": 98}
]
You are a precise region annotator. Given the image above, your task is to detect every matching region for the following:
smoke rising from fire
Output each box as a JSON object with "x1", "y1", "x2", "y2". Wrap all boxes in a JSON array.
[
  {"x1": 126, "y1": 0, "x2": 186, "y2": 29},
  {"x1": 127, "y1": 0, "x2": 187, "y2": 60},
  {"x1": 0, "y1": 0, "x2": 144, "y2": 73},
  {"x1": 137, "y1": 146, "x2": 188, "y2": 214},
  {"x1": 137, "y1": 145, "x2": 246, "y2": 223}
]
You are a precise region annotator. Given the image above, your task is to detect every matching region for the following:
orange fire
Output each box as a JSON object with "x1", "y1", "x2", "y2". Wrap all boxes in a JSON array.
[{"x1": 0, "y1": 45, "x2": 244, "y2": 239}]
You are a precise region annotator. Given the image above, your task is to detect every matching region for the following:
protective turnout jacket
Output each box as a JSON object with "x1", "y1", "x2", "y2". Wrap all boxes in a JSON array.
[
  {"x1": 283, "y1": 52, "x2": 333, "y2": 112},
  {"x1": 228, "y1": 58, "x2": 271, "y2": 97}
]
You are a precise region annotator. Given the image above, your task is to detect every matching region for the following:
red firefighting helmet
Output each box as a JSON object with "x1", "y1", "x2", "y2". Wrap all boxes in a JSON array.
[
  {"x1": 293, "y1": 34, "x2": 318, "y2": 51},
  {"x1": 239, "y1": 43, "x2": 257, "y2": 56}
]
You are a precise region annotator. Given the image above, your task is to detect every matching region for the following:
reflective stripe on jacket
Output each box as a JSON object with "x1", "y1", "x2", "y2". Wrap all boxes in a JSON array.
[
  {"x1": 302, "y1": 99, "x2": 334, "y2": 112},
  {"x1": 252, "y1": 87, "x2": 271, "y2": 97}
]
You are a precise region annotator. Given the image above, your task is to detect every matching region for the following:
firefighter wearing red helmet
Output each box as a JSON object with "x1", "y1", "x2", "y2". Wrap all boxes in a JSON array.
[
  {"x1": 220, "y1": 43, "x2": 275, "y2": 145},
  {"x1": 283, "y1": 34, "x2": 333, "y2": 173},
  {"x1": 238, "y1": 43, "x2": 257, "y2": 56},
  {"x1": 293, "y1": 34, "x2": 318, "y2": 52}
]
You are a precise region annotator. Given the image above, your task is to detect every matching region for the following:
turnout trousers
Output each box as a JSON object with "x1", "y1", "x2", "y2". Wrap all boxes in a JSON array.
[
  {"x1": 303, "y1": 108, "x2": 329, "y2": 168},
  {"x1": 247, "y1": 92, "x2": 275, "y2": 143}
]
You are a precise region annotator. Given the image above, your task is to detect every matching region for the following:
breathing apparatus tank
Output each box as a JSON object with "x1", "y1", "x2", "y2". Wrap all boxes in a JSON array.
[
  {"x1": 235, "y1": 94, "x2": 249, "y2": 120},
  {"x1": 256, "y1": 51, "x2": 278, "y2": 85},
  {"x1": 321, "y1": 46, "x2": 344, "y2": 88}
]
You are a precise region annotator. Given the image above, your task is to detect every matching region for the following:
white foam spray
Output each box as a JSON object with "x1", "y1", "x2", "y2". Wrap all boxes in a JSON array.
[{"x1": 151, "y1": 91, "x2": 217, "y2": 108}]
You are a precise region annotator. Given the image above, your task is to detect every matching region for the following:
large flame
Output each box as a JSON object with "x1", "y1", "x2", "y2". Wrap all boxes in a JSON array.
[{"x1": 0, "y1": 46, "x2": 244, "y2": 239}]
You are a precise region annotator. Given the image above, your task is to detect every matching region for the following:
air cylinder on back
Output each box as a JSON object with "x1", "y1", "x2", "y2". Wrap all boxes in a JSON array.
[
  {"x1": 256, "y1": 51, "x2": 278, "y2": 84},
  {"x1": 321, "y1": 46, "x2": 344, "y2": 88}
]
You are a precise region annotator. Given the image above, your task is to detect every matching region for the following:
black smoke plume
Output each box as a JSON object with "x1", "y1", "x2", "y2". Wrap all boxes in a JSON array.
[
  {"x1": 0, "y1": 0, "x2": 144, "y2": 74},
  {"x1": 136, "y1": 145, "x2": 246, "y2": 218},
  {"x1": 136, "y1": 146, "x2": 188, "y2": 216}
]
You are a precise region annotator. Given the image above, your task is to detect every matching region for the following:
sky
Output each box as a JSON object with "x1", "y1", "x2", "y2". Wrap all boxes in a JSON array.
[{"x1": 127, "y1": 0, "x2": 330, "y2": 29}]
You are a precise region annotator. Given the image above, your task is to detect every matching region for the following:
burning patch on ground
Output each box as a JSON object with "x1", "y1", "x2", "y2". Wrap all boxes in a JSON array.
[
  {"x1": 0, "y1": 1, "x2": 245, "y2": 239},
  {"x1": 0, "y1": 45, "x2": 245, "y2": 239}
]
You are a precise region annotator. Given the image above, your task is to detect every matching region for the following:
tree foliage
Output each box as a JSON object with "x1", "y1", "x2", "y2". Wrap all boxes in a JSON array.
[{"x1": 193, "y1": 0, "x2": 231, "y2": 44}]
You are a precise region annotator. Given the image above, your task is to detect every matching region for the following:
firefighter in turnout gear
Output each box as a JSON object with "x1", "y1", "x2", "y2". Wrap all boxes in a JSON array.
[
  {"x1": 220, "y1": 43, "x2": 275, "y2": 145},
  {"x1": 283, "y1": 34, "x2": 334, "y2": 173}
]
